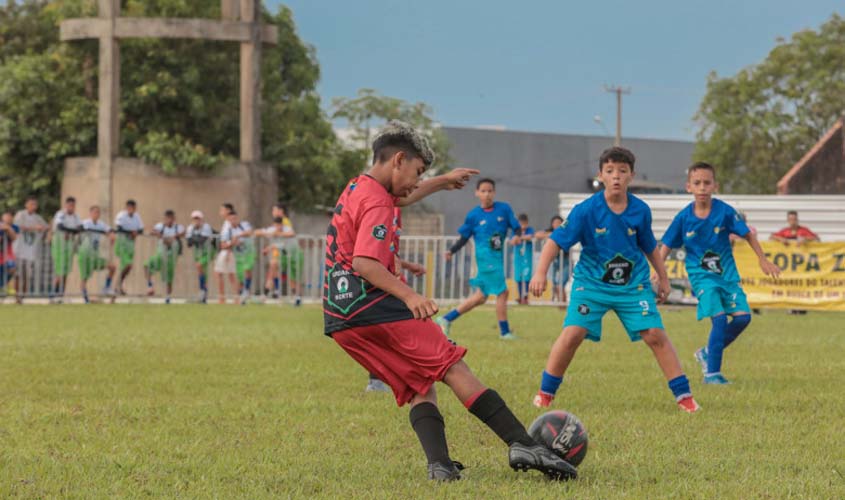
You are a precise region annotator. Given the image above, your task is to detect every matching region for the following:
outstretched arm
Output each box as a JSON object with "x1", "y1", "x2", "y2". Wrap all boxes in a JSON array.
[{"x1": 396, "y1": 168, "x2": 480, "y2": 207}]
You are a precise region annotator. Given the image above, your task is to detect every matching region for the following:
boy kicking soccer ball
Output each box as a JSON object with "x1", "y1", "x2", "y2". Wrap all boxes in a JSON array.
[
  {"x1": 658, "y1": 162, "x2": 780, "y2": 384},
  {"x1": 325, "y1": 120, "x2": 576, "y2": 481},
  {"x1": 437, "y1": 178, "x2": 521, "y2": 339},
  {"x1": 530, "y1": 147, "x2": 700, "y2": 413}
]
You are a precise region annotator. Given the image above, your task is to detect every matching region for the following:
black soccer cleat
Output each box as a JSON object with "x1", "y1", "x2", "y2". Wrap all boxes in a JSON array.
[
  {"x1": 427, "y1": 460, "x2": 464, "y2": 482},
  {"x1": 508, "y1": 442, "x2": 577, "y2": 481}
]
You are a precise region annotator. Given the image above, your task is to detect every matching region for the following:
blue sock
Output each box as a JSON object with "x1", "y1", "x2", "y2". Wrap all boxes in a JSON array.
[
  {"x1": 706, "y1": 314, "x2": 729, "y2": 374},
  {"x1": 105, "y1": 277, "x2": 113, "y2": 288},
  {"x1": 540, "y1": 371, "x2": 563, "y2": 396},
  {"x1": 444, "y1": 309, "x2": 460, "y2": 322},
  {"x1": 244, "y1": 278, "x2": 252, "y2": 291},
  {"x1": 147, "y1": 279, "x2": 153, "y2": 288},
  {"x1": 199, "y1": 275, "x2": 207, "y2": 291},
  {"x1": 83, "y1": 290, "x2": 89, "y2": 303},
  {"x1": 498, "y1": 320, "x2": 510, "y2": 335},
  {"x1": 273, "y1": 277, "x2": 280, "y2": 291},
  {"x1": 724, "y1": 314, "x2": 751, "y2": 348},
  {"x1": 668, "y1": 375, "x2": 691, "y2": 401}
]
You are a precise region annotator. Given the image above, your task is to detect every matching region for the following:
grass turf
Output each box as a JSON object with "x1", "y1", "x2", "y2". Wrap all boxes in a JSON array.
[{"x1": 0, "y1": 304, "x2": 843, "y2": 498}]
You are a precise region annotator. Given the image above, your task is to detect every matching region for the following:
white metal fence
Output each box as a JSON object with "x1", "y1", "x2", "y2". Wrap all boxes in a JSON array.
[{"x1": 0, "y1": 230, "x2": 574, "y2": 304}]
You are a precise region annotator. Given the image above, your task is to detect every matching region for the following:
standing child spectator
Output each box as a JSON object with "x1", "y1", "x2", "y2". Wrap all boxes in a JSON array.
[
  {"x1": 510, "y1": 213, "x2": 535, "y2": 304},
  {"x1": 221, "y1": 211, "x2": 254, "y2": 305},
  {"x1": 214, "y1": 203, "x2": 238, "y2": 304},
  {"x1": 78, "y1": 205, "x2": 116, "y2": 303},
  {"x1": 536, "y1": 215, "x2": 570, "y2": 305},
  {"x1": 257, "y1": 216, "x2": 295, "y2": 300},
  {"x1": 114, "y1": 200, "x2": 144, "y2": 295},
  {"x1": 144, "y1": 210, "x2": 185, "y2": 304},
  {"x1": 186, "y1": 210, "x2": 214, "y2": 304},
  {"x1": 1, "y1": 210, "x2": 19, "y2": 296},
  {"x1": 13, "y1": 196, "x2": 48, "y2": 302},
  {"x1": 50, "y1": 196, "x2": 82, "y2": 302}
]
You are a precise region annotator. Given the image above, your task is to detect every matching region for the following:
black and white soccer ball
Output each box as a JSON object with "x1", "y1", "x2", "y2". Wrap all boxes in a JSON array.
[{"x1": 528, "y1": 410, "x2": 589, "y2": 467}]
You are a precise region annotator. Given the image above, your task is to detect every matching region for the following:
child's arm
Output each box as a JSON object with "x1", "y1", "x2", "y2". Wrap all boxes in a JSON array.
[
  {"x1": 396, "y1": 168, "x2": 480, "y2": 207},
  {"x1": 744, "y1": 232, "x2": 781, "y2": 277},
  {"x1": 529, "y1": 239, "x2": 560, "y2": 297},
  {"x1": 645, "y1": 248, "x2": 670, "y2": 303},
  {"x1": 352, "y1": 256, "x2": 437, "y2": 319}
]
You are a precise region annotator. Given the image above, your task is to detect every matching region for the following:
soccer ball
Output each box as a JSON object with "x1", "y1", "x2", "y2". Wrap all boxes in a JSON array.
[{"x1": 527, "y1": 410, "x2": 588, "y2": 467}]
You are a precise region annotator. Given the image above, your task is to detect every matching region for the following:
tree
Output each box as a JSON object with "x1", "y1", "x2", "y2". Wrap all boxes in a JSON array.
[
  {"x1": 331, "y1": 88, "x2": 452, "y2": 180},
  {"x1": 693, "y1": 13, "x2": 845, "y2": 193},
  {"x1": 0, "y1": 0, "x2": 341, "y2": 212}
]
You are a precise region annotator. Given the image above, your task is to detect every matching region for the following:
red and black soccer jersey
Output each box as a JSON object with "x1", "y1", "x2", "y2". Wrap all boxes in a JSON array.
[{"x1": 323, "y1": 175, "x2": 415, "y2": 335}]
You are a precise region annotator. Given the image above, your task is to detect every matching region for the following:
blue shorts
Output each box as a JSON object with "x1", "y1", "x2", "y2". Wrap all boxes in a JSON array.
[
  {"x1": 694, "y1": 282, "x2": 750, "y2": 320},
  {"x1": 514, "y1": 260, "x2": 532, "y2": 282},
  {"x1": 564, "y1": 281, "x2": 664, "y2": 342},
  {"x1": 470, "y1": 268, "x2": 507, "y2": 296}
]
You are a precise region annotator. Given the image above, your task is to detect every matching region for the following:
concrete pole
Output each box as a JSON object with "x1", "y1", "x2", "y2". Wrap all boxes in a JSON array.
[
  {"x1": 97, "y1": 0, "x2": 120, "y2": 219},
  {"x1": 239, "y1": 0, "x2": 261, "y2": 163}
]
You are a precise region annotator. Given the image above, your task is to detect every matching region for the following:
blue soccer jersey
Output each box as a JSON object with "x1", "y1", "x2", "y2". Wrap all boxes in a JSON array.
[
  {"x1": 661, "y1": 198, "x2": 749, "y2": 290},
  {"x1": 550, "y1": 191, "x2": 657, "y2": 292},
  {"x1": 457, "y1": 201, "x2": 521, "y2": 272}
]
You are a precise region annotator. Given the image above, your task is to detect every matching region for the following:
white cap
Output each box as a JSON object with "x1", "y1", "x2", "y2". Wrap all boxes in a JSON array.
[{"x1": 190, "y1": 210, "x2": 203, "y2": 219}]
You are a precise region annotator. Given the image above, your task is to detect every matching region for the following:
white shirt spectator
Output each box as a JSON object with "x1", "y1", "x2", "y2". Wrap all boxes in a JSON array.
[
  {"x1": 52, "y1": 210, "x2": 82, "y2": 232},
  {"x1": 187, "y1": 223, "x2": 213, "y2": 240},
  {"x1": 12, "y1": 210, "x2": 48, "y2": 261},
  {"x1": 114, "y1": 210, "x2": 144, "y2": 233}
]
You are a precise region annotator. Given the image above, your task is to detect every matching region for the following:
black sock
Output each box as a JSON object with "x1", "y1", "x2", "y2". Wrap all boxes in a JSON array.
[
  {"x1": 368, "y1": 373, "x2": 379, "y2": 381},
  {"x1": 468, "y1": 389, "x2": 533, "y2": 446},
  {"x1": 409, "y1": 402, "x2": 451, "y2": 465}
]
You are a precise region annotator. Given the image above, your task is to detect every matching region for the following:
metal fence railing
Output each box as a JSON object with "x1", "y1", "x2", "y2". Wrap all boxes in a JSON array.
[{"x1": 0, "y1": 231, "x2": 575, "y2": 305}]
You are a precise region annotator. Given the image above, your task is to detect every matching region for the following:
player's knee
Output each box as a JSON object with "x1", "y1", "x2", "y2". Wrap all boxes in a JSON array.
[
  {"x1": 733, "y1": 314, "x2": 751, "y2": 327},
  {"x1": 641, "y1": 328, "x2": 667, "y2": 348}
]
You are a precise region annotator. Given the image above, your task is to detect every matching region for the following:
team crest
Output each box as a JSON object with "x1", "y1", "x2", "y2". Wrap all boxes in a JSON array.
[
  {"x1": 372, "y1": 224, "x2": 387, "y2": 240},
  {"x1": 479, "y1": 220, "x2": 487, "y2": 226},
  {"x1": 627, "y1": 227, "x2": 637, "y2": 236},
  {"x1": 577, "y1": 304, "x2": 590, "y2": 315},
  {"x1": 714, "y1": 226, "x2": 723, "y2": 234},
  {"x1": 348, "y1": 182, "x2": 357, "y2": 192}
]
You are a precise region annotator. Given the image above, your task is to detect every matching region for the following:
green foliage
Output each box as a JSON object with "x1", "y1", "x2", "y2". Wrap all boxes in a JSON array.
[
  {"x1": 1, "y1": 305, "x2": 844, "y2": 498},
  {"x1": 332, "y1": 88, "x2": 453, "y2": 177},
  {"x1": 694, "y1": 13, "x2": 845, "y2": 193}
]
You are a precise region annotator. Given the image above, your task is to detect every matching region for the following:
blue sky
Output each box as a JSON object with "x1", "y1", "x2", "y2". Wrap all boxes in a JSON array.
[{"x1": 268, "y1": 1, "x2": 842, "y2": 141}]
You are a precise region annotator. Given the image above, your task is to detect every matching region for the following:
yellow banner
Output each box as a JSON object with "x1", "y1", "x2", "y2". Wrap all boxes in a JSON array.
[{"x1": 666, "y1": 242, "x2": 845, "y2": 311}]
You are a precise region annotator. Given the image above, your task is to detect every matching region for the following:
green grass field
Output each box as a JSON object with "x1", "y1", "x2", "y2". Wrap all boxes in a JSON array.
[{"x1": 1, "y1": 304, "x2": 844, "y2": 499}]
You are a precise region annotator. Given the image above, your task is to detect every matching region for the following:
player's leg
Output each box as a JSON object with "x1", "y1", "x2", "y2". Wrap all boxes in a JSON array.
[
  {"x1": 724, "y1": 313, "x2": 751, "y2": 349},
  {"x1": 435, "y1": 289, "x2": 486, "y2": 336},
  {"x1": 104, "y1": 261, "x2": 116, "y2": 299},
  {"x1": 534, "y1": 325, "x2": 588, "y2": 407},
  {"x1": 723, "y1": 286, "x2": 752, "y2": 349},
  {"x1": 442, "y1": 360, "x2": 577, "y2": 480},
  {"x1": 639, "y1": 328, "x2": 699, "y2": 412},
  {"x1": 495, "y1": 289, "x2": 515, "y2": 338},
  {"x1": 144, "y1": 254, "x2": 157, "y2": 296}
]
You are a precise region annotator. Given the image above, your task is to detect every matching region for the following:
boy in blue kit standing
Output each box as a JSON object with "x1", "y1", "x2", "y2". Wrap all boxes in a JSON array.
[
  {"x1": 658, "y1": 162, "x2": 780, "y2": 384},
  {"x1": 511, "y1": 214, "x2": 535, "y2": 305},
  {"x1": 530, "y1": 147, "x2": 700, "y2": 413},
  {"x1": 437, "y1": 178, "x2": 521, "y2": 339}
]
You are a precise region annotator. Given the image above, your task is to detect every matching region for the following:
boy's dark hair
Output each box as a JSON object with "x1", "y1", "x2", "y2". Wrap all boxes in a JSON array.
[
  {"x1": 372, "y1": 120, "x2": 435, "y2": 167},
  {"x1": 90, "y1": 205, "x2": 100, "y2": 211},
  {"x1": 688, "y1": 161, "x2": 716, "y2": 179},
  {"x1": 550, "y1": 215, "x2": 563, "y2": 224},
  {"x1": 25, "y1": 195, "x2": 38, "y2": 203},
  {"x1": 477, "y1": 178, "x2": 495, "y2": 189},
  {"x1": 274, "y1": 202, "x2": 288, "y2": 214},
  {"x1": 787, "y1": 210, "x2": 798, "y2": 217},
  {"x1": 273, "y1": 216, "x2": 283, "y2": 224},
  {"x1": 126, "y1": 199, "x2": 137, "y2": 207},
  {"x1": 65, "y1": 196, "x2": 76, "y2": 203},
  {"x1": 599, "y1": 147, "x2": 636, "y2": 171},
  {"x1": 518, "y1": 213, "x2": 529, "y2": 222},
  {"x1": 222, "y1": 202, "x2": 234, "y2": 213},
  {"x1": 164, "y1": 209, "x2": 175, "y2": 217}
]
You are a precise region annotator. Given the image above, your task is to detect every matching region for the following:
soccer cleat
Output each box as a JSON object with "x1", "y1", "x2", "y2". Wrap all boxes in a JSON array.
[
  {"x1": 533, "y1": 391, "x2": 554, "y2": 408},
  {"x1": 239, "y1": 290, "x2": 249, "y2": 305},
  {"x1": 508, "y1": 442, "x2": 577, "y2": 481},
  {"x1": 295, "y1": 295, "x2": 302, "y2": 307},
  {"x1": 364, "y1": 378, "x2": 391, "y2": 393},
  {"x1": 200, "y1": 290, "x2": 208, "y2": 304},
  {"x1": 694, "y1": 348, "x2": 708, "y2": 375},
  {"x1": 165, "y1": 296, "x2": 171, "y2": 305},
  {"x1": 500, "y1": 332, "x2": 517, "y2": 340},
  {"x1": 703, "y1": 373, "x2": 731, "y2": 385},
  {"x1": 677, "y1": 396, "x2": 701, "y2": 413},
  {"x1": 427, "y1": 461, "x2": 464, "y2": 481},
  {"x1": 435, "y1": 317, "x2": 452, "y2": 337}
]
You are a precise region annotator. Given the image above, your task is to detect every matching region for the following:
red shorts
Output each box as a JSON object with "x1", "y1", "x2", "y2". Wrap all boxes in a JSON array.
[{"x1": 333, "y1": 318, "x2": 467, "y2": 406}]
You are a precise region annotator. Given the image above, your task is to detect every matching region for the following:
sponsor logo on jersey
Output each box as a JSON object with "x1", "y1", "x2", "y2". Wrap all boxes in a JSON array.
[
  {"x1": 577, "y1": 304, "x2": 590, "y2": 315},
  {"x1": 595, "y1": 227, "x2": 608, "y2": 236},
  {"x1": 601, "y1": 253, "x2": 634, "y2": 285},
  {"x1": 627, "y1": 227, "x2": 637, "y2": 236},
  {"x1": 372, "y1": 224, "x2": 387, "y2": 240},
  {"x1": 479, "y1": 220, "x2": 487, "y2": 226},
  {"x1": 685, "y1": 230, "x2": 696, "y2": 238},
  {"x1": 701, "y1": 250, "x2": 723, "y2": 274}
]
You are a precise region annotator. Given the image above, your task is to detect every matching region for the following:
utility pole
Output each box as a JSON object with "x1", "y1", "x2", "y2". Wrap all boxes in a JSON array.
[{"x1": 604, "y1": 85, "x2": 631, "y2": 146}]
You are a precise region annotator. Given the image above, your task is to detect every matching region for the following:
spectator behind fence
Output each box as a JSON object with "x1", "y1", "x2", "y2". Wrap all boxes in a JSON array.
[
  {"x1": 145, "y1": 210, "x2": 185, "y2": 304},
  {"x1": 79, "y1": 205, "x2": 116, "y2": 303},
  {"x1": 214, "y1": 203, "x2": 238, "y2": 304},
  {"x1": 115, "y1": 200, "x2": 144, "y2": 295},
  {"x1": 221, "y1": 210, "x2": 254, "y2": 305},
  {"x1": 13, "y1": 196, "x2": 48, "y2": 303},
  {"x1": 770, "y1": 210, "x2": 819, "y2": 246},
  {"x1": 535, "y1": 215, "x2": 570, "y2": 305},
  {"x1": 50, "y1": 196, "x2": 82, "y2": 302},
  {"x1": 1, "y1": 210, "x2": 20, "y2": 296},
  {"x1": 272, "y1": 203, "x2": 302, "y2": 305},
  {"x1": 510, "y1": 213, "x2": 535, "y2": 305},
  {"x1": 186, "y1": 210, "x2": 215, "y2": 304}
]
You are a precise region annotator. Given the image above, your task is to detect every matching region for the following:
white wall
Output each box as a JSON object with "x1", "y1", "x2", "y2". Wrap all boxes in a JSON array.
[{"x1": 559, "y1": 194, "x2": 845, "y2": 242}]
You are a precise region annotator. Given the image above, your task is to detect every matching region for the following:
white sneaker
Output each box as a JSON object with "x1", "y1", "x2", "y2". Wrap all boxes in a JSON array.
[{"x1": 364, "y1": 379, "x2": 391, "y2": 393}]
